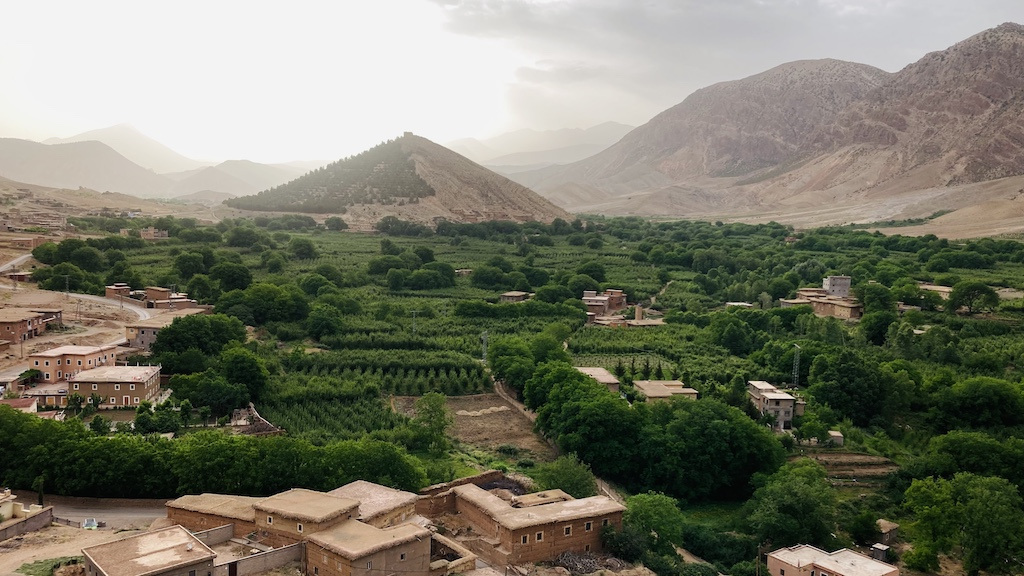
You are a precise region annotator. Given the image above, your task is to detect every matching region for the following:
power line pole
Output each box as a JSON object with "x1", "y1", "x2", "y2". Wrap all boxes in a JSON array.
[{"x1": 792, "y1": 343, "x2": 801, "y2": 388}]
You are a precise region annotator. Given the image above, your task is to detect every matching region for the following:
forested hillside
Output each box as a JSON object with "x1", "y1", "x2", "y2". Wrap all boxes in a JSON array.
[{"x1": 5, "y1": 214, "x2": 1024, "y2": 575}]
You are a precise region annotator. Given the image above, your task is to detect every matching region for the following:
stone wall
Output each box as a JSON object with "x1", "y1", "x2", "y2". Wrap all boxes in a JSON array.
[{"x1": 0, "y1": 507, "x2": 53, "y2": 542}]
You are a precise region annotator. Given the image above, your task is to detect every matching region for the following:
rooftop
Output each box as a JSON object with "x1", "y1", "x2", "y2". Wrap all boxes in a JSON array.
[
  {"x1": 769, "y1": 545, "x2": 897, "y2": 576},
  {"x1": 0, "y1": 308, "x2": 42, "y2": 322},
  {"x1": 575, "y1": 367, "x2": 620, "y2": 386},
  {"x1": 165, "y1": 493, "x2": 263, "y2": 522},
  {"x1": 761, "y1": 391, "x2": 796, "y2": 401},
  {"x1": 453, "y1": 484, "x2": 624, "y2": 530},
  {"x1": 306, "y1": 519, "x2": 429, "y2": 561},
  {"x1": 0, "y1": 397, "x2": 37, "y2": 409},
  {"x1": 255, "y1": 488, "x2": 359, "y2": 523},
  {"x1": 82, "y1": 525, "x2": 216, "y2": 576},
  {"x1": 31, "y1": 344, "x2": 117, "y2": 357},
  {"x1": 633, "y1": 380, "x2": 698, "y2": 399},
  {"x1": 69, "y1": 365, "x2": 160, "y2": 383},
  {"x1": 127, "y1": 308, "x2": 206, "y2": 329},
  {"x1": 328, "y1": 480, "x2": 419, "y2": 522},
  {"x1": 748, "y1": 380, "x2": 776, "y2": 390}
]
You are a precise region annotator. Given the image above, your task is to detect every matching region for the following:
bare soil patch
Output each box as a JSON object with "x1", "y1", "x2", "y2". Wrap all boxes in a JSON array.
[
  {"x1": 799, "y1": 450, "x2": 898, "y2": 486},
  {"x1": 393, "y1": 394, "x2": 557, "y2": 460}
]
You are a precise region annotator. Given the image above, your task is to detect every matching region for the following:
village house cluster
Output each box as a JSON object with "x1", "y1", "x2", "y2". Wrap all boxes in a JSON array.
[{"x1": 78, "y1": 472, "x2": 624, "y2": 576}]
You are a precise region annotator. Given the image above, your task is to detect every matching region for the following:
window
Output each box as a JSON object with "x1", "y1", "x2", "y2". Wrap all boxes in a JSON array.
[
  {"x1": 73, "y1": 384, "x2": 79, "y2": 390},
  {"x1": 522, "y1": 535, "x2": 528, "y2": 544},
  {"x1": 134, "y1": 397, "x2": 140, "y2": 404},
  {"x1": 536, "y1": 532, "x2": 543, "y2": 542},
  {"x1": 602, "y1": 519, "x2": 609, "y2": 527},
  {"x1": 114, "y1": 384, "x2": 120, "y2": 391},
  {"x1": 400, "y1": 553, "x2": 407, "y2": 561},
  {"x1": 780, "y1": 571, "x2": 785, "y2": 576},
  {"x1": 564, "y1": 526, "x2": 572, "y2": 536},
  {"x1": 33, "y1": 360, "x2": 38, "y2": 366},
  {"x1": 110, "y1": 397, "x2": 116, "y2": 404},
  {"x1": 585, "y1": 522, "x2": 592, "y2": 532},
  {"x1": 297, "y1": 523, "x2": 303, "y2": 532},
  {"x1": 130, "y1": 384, "x2": 135, "y2": 391},
  {"x1": 78, "y1": 360, "x2": 82, "y2": 365},
  {"x1": 366, "y1": 561, "x2": 373, "y2": 570},
  {"x1": 585, "y1": 545, "x2": 591, "y2": 552},
  {"x1": 784, "y1": 410, "x2": 790, "y2": 416},
  {"x1": 267, "y1": 516, "x2": 273, "y2": 524},
  {"x1": 314, "y1": 568, "x2": 318, "y2": 576},
  {"x1": 189, "y1": 571, "x2": 196, "y2": 576},
  {"x1": 44, "y1": 361, "x2": 49, "y2": 366},
  {"x1": 57, "y1": 371, "x2": 62, "y2": 378},
  {"x1": 92, "y1": 384, "x2": 98, "y2": 391},
  {"x1": 44, "y1": 372, "x2": 49, "y2": 380}
]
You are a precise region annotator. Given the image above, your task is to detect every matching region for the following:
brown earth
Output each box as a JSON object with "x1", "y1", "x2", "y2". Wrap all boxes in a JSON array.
[
  {"x1": 393, "y1": 393, "x2": 557, "y2": 461},
  {"x1": 798, "y1": 449, "x2": 898, "y2": 486}
]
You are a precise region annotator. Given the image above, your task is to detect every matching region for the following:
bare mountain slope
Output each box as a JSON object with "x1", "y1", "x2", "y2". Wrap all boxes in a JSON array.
[
  {"x1": 169, "y1": 160, "x2": 302, "y2": 198},
  {"x1": 518, "y1": 59, "x2": 891, "y2": 209},
  {"x1": 0, "y1": 138, "x2": 171, "y2": 198},
  {"x1": 225, "y1": 133, "x2": 569, "y2": 225},
  {"x1": 44, "y1": 124, "x2": 207, "y2": 173}
]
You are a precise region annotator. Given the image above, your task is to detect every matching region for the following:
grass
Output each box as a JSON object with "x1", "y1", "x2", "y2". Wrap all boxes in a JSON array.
[
  {"x1": 679, "y1": 500, "x2": 747, "y2": 530},
  {"x1": 16, "y1": 557, "x2": 82, "y2": 576}
]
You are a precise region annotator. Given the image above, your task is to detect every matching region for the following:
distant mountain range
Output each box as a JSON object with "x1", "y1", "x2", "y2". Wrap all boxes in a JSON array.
[
  {"x1": 225, "y1": 133, "x2": 570, "y2": 226},
  {"x1": 447, "y1": 122, "x2": 634, "y2": 172},
  {"x1": 0, "y1": 127, "x2": 306, "y2": 199},
  {"x1": 511, "y1": 22, "x2": 1024, "y2": 231}
]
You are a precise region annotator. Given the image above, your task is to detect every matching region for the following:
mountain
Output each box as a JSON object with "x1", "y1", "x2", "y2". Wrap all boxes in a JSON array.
[
  {"x1": 0, "y1": 138, "x2": 172, "y2": 198},
  {"x1": 172, "y1": 189, "x2": 237, "y2": 206},
  {"x1": 224, "y1": 133, "x2": 570, "y2": 226},
  {"x1": 44, "y1": 124, "x2": 207, "y2": 173},
  {"x1": 168, "y1": 160, "x2": 303, "y2": 197},
  {"x1": 514, "y1": 23, "x2": 1024, "y2": 230},
  {"x1": 448, "y1": 122, "x2": 635, "y2": 169}
]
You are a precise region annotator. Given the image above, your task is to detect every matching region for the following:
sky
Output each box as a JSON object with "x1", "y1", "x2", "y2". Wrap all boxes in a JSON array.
[{"x1": 1, "y1": 0, "x2": 1022, "y2": 164}]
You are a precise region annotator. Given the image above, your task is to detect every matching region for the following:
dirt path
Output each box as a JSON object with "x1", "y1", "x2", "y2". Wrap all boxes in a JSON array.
[{"x1": 0, "y1": 524, "x2": 149, "y2": 572}]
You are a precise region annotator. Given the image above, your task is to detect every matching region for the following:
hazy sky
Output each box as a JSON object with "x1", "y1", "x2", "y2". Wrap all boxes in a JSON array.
[{"x1": 1, "y1": 0, "x2": 1022, "y2": 164}]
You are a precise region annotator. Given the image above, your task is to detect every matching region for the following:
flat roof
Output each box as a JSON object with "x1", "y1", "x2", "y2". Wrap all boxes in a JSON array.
[
  {"x1": 748, "y1": 380, "x2": 775, "y2": 390},
  {"x1": 69, "y1": 365, "x2": 160, "y2": 383},
  {"x1": 328, "y1": 480, "x2": 419, "y2": 522},
  {"x1": 166, "y1": 493, "x2": 262, "y2": 522},
  {"x1": 762, "y1": 391, "x2": 796, "y2": 400},
  {"x1": 82, "y1": 525, "x2": 215, "y2": 576},
  {"x1": 0, "y1": 308, "x2": 42, "y2": 322},
  {"x1": 255, "y1": 488, "x2": 359, "y2": 523},
  {"x1": 31, "y1": 344, "x2": 117, "y2": 357},
  {"x1": 575, "y1": 367, "x2": 620, "y2": 385},
  {"x1": 306, "y1": 519, "x2": 429, "y2": 561},
  {"x1": 633, "y1": 380, "x2": 698, "y2": 399},
  {"x1": 769, "y1": 545, "x2": 897, "y2": 576},
  {"x1": 454, "y1": 484, "x2": 624, "y2": 530},
  {"x1": 126, "y1": 308, "x2": 206, "y2": 329},
  {"x1": 0, "y1": 397, "x2": 36, "y2": 409}
]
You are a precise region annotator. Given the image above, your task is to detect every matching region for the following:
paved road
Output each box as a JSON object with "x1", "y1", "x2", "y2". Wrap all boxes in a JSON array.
[{"x1": 0, "y1": 253, "x2": 32, "y2": 273}]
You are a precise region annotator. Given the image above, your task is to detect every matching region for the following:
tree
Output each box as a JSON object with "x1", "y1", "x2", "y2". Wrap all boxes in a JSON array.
[
  {"x1": 624, "y1": 492, "x2": 686, "y2": 554},
  {"x1": 533, "y1": 454, "x2": 597, "y2": 498},
  {"x1": 174, "y1": 252, "x2": 207, "y2": 280},
  {"x1": 948, "y1": 281, "x2": 999, "y2": 314},
  {"x1": 325, "y1": 216, "x2": 348, "y2": 230},
  {"x1": 412, "y1": 392, "x2": 453, "y2": 455},
  {"x1": 288, "y1": 237, "x2": 318, "y2": 260},
  {"x1": 210, "y1": 262, "x2": 253, "y2": 292},
  {"x1": 567, "y1": 274, "x2": 600, "y2": 297},
  {"x1": 152, "y1": 314, "x2": 246, "y2": 357},
  {"x1": 89, "y1": 414, "x2": 111, "y2": 435},
  {"x1": 747, "y1": 459, "x2": 837, "y2": 548},
  {"x1": 219, "y1": 345, "x2": 270, "y2": 401}
]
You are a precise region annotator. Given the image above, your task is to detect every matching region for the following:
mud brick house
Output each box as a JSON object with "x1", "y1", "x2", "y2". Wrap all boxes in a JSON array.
[
  {"x1": 82, "y1": 525, "x2": 216, "y2": 576},
  {"x1": 328, "y1": 480, "x2": 419, "y2": 528},
  {"x1": 305, "y1": 520, "x2": 431, "y2": 576},
  {"x1": 448, "y1": 484, "x2": 624, "y2": 565},
  {"x1": 767, "y1": 544, "x2": 899, "y2": 576},
  {"x1": 68, "y1": 365, "x2": 162, "y2": 409}
]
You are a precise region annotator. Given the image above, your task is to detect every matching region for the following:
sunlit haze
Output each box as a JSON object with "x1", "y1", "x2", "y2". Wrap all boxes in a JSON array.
[{"x1": 1, "y1": 0, "x2": 1022, "y2": 163}]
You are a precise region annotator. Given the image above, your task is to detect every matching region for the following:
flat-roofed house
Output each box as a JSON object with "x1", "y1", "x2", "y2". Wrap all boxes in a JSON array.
[
  {"x1": 575, "y1": 367, "x2": 621, "y2": 393},
  {"x1": 0, "y1": 397, "x2": 37, "y2": 413},
  {"x1": 500, "y1": 291, "x2": 531, "y2": 303},
  {"x1": 254, "y1": 488, "x2": 360, "y2": 547},
  {"x1": 748, "y1": 380, "x2": 804, "y2": 430},
  {"x1": 29, "y1": 344, "x2": 118, "y2": 382},
  {"x1": 68, "y1": 365, "x2": 161, "y2": 409},
  {"x1": 82, "y1": 525, "x2": 216, "y2": 576},
  {"x1": 305, "y1": 519, "x2": 431, "y2": 576},
  {"x1": 451, "y1": 483, "x2": 624, "y2": 565},
  {"x1": 125, "y1": 308, "x2": 208, "y2": 351},
  {"x1": 328, "y1": 480, "x2": 419, "y2": 528},
  {"x1": 0, "y1": 309, "x2": 47, "y2": 342},
  {"x1": 767, "y1": 544, "x2": 898, "y2": 576},
  {"x1": 633, "y1": 380, "x2": 699, "y2": 402},
  {"x1": 165, "y1": 493, "x2": 263, "y2": 538}
]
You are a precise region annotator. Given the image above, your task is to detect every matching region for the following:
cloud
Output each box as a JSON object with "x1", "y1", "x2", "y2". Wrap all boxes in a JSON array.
[{"x1": 432, "y1": 0, "x2": 1024, "y2": 132}]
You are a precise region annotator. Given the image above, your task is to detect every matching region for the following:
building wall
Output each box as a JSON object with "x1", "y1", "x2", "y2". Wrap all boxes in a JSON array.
[
  {"x1": 166, "y1": 507, "x2": 255, "y2": 538},
  {"x1": 363, "y1": 502, "x2": 416, "y2": 528},
  {"x1": 126, "y1": 326, "x2": 162, "y2": 350},
  {"x1": 255, "y1": 511, "x2": 353, "y2": 548},
  {"x1": 31, "y1": 350, "x2": 115, "y2": 382},
  {"x1": 0, "y1": 315, "x2": 45, "y2": 342},
  {"x1": 0, "y1": 507, "x2": 53, "y2": 543},
  {"x1": 767, "y1": 556, "x2": 815, "y2": 576},
  {"x1": 84, "y1": 557, "x2": 213, "y2": 576},
  {"x1": 306, "y1": 538, "x2": 430, "y2": 576},
  {"x1": 505, "y1": 513, "x2": 621, "y2": 564},
  {"x1": 70, "y1": 372, "x2": 160, "y2": 409}
]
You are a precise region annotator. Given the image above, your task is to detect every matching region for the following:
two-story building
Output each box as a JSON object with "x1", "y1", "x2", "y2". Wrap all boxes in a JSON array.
[
  {"x1": 748, "y1": 380, "x2": 804, "y2": 430},
  {"x1": 29, "y1": 344, "x2": 118, "y2": 382},
  {"x1": 633, "y1": 380, "x2": 699, "y2": 402},
  {"x1": 125, "y1": 308, "x2": 208, "y2": 351},
  {"x1": 82, "y1": 525, "x2": 216, "y2": 576},
  {"x1": 68, "y1": 365, "x2": 161, "y2": 408},
  {"x1": 0, "y1": 309, "x2": 48, "y2": 342}
]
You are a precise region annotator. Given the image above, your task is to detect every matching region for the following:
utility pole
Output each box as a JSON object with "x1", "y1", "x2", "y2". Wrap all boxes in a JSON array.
[
  {"x1": 792, "y1": 343, "x2": 801, "y2": 388},
  {"x1": 480, "y1": 331, "x2": 488, "y2": 362}
]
